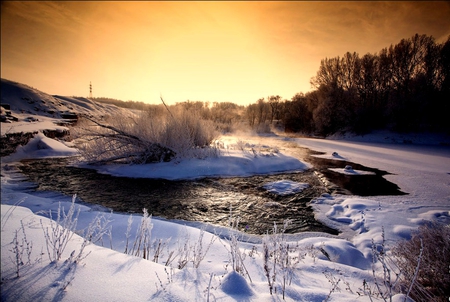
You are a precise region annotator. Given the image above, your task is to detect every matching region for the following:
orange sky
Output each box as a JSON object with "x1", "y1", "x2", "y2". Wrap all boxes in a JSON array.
[{"x1": 1, "y1": 1, "x2": 450, "y2": 105}]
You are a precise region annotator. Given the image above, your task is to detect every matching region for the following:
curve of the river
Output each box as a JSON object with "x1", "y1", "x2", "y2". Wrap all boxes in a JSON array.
[{"x1": 17, "y1": 142, "x2": 405, "y2": 235}]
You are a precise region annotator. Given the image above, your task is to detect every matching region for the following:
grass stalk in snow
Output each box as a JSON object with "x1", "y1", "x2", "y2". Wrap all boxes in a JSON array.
[
  {"x1": 40, "y1": 195, "x2": 80, "y2": 263},
  {"x1": 83, "y1": 211, "x2": 113, "y2": 249},
  {"x1": 262, "y1": 219, "x2": 299, "y2": 299},
  {"x1": 130, "y1": 208, "x2": 152, "y2": 259},
  {"x1": 370, "y1": 227, "x2": 401, "y2": 302},
  {"x1": 220, "y1": 205, "x2": 252, "y2": 282},
  {"x1": 323, "y1": 269, "x2": 342, "y2": 301},
  {"x1": 10, "y1": 228, "x2": 26, "y2": 278},
  {"x1": 1, "y1": 198, "x2": 24, "y2": 232},
  {"x1": 263, "y1": 237, "x2": 274, "y2": 295},
  {"x1": 176, "y1": 231, "x2": 191, "y2": 269},
  {"x1": 152, "y1": 238, "x2": 169, "y2": 263},
  {"x1": 192, "y1": 227, "x2": 216, "y2": 269},
  {"x1": 124, "y1": 214, "x2": 133, "y2": 254}
]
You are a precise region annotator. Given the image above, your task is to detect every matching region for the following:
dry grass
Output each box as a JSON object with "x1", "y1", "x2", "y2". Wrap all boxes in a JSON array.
[
  {"x1": 72, "y1": 106, "x2": 219, "y2": 164},
  {"x1": 391, "y1": 221, "x2": 450, "y2": 302}
]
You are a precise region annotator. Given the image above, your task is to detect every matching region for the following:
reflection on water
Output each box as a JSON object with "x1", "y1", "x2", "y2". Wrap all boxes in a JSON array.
[
  {"x1": 19, "y1": 158, "x2": 337, "y2": 235},
  {"x1": 305, "y1": 150, "x2": 407, "y2": 196},
  {"x1": 17, "y1": 147, "x2": 405, "y2": 235}
]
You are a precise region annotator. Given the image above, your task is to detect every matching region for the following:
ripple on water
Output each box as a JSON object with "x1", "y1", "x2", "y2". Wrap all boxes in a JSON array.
[
  {"x1": 18, "y1": 158, "x2": 337, "y2": 235},
  {"x1": 17, "y1": 151, "x2": 405, "y2": 235}
]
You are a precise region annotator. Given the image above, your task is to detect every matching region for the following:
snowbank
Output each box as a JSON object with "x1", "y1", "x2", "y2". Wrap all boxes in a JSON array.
[
  {"x1": 2, "y1": 118, "x2": 450, "y2": 301},
  {"x1": 88, "y1": 149, "x2": 310, "y2": 180},
  {"x1": 2, "y1": 132, "x2": 78, "y2": 163}
]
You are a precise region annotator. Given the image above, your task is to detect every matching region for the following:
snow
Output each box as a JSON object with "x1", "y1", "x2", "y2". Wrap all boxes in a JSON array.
[
  {"x1": 2, "y1": 131, "x2": 449, "y2": 302},
  {"x1": 1, "y1": 115, "x2": 69, "y2": 138},
  {"x1": 328, "y1": 167, "x2": 375, "y2": 175},
  {"x1": 2, "y1": 132, "x2": 78, "y2": 163},
  {"x1": 0, "y1": 78, "x2": 129, "y2": 122},
  {"x1": 2, "y1": 80, "x2": 450, "y2": 301},
  {"x1": 1, "y1": 78, "x2": 133, "y2": 138},
  {"x1": 91, "y1": 150, "x2": 309, "y2": 180},
  {"x1": 262, "y1": 180, "x2": 309, "y2": 195}
]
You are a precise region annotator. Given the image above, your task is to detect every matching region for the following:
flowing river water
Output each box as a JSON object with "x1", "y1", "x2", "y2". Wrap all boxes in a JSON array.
[{"x1": 16, "y1": 141, "x2": 406, "y2": 235}]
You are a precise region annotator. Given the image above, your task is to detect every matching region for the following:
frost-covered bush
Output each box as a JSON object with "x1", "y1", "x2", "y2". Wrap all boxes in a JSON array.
[
  {"x1": 151, "y1": 106, "x2": 218, "y2": 158},
  {"x1": 73, "y1": 105, "x2": 219, "y2": 164},
  {"x1": 391, "y1": 221, "x2": 450, "y2": 302}
]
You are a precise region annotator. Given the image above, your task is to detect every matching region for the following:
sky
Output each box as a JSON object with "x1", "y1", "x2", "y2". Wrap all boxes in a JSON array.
[{"x1": 1, "y1": 1, "x2": 450, "y2": 105}]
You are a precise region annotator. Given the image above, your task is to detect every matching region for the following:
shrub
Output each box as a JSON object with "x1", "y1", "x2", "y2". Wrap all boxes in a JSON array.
[
  {"x1": 391, "y1": 221, "x2": 450, "y2": 302},
  {"x1": 153, "y1": 106, "x2": 218, "y2": 158},
  {"x1": 73, "y1": 105, "x2": 219, "y2": 164}
]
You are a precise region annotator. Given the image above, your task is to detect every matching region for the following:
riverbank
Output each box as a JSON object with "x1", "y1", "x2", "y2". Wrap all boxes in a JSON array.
[{"x1": 2, "y1": 131, "x2": 449, "y2": 301}]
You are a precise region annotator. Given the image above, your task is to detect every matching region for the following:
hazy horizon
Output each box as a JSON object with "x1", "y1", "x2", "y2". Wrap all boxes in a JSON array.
[{"x1": 1, "y1": 1, "x2": 449, "y2": 105}]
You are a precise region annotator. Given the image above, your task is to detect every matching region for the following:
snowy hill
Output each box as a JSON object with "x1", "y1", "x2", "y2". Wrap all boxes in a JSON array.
[
  {"x1": 0, "y1": 78, "x2": 133, "y2": 137},
  {"x1": 1, "y1": 78, "x2": 129, "y2": 119}
]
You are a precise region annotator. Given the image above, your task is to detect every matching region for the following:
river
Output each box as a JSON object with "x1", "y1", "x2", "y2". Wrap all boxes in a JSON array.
[{"x1": 17, "y1": 139, "x2": 404, "y2": 235}]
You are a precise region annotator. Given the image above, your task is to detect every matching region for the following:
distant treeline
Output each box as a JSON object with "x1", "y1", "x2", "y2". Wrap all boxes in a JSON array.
[
  {"x1": 282, "y1": 33, "x2": 450, "y2": 135},
  {"x1": 92, "y1": 34, "x2": 450, "y2": 136},
  {"x1": 92, "y1": 97, "x2": 150, "y2": 111}
]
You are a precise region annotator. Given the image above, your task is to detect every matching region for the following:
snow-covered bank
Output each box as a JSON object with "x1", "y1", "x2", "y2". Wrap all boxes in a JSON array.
[
  {"x1": 2, "y1": 132, "x2": 78, "y2": 163},
  {"x1": 90, "y1": 149, "x2": 310, "y2": 180},
  {"x1": 292, "y1": 134, "x2": 450, "y2": 202},
  {"x1": 2, "y1": 131, "x2": 450, "y2": 301}
]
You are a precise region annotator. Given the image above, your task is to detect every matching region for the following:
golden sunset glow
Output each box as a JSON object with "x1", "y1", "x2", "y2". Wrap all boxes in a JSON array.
[{"x1": 1, "y1": 1, "x2": 450, "y2": 105}]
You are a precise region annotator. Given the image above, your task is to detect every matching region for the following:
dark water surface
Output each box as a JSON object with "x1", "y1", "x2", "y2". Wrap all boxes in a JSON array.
[
  {"x1": 305, "y1": 150, "x2": 407, "y2": 197},
  {"x1": 17, "y1": 148, "x2": 405, "y2": 235}
]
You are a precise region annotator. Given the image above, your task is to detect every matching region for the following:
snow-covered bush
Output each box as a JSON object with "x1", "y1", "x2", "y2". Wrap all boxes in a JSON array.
[
  {"x1": 391, "y1": 221, "x2": 450, "y2": 302},
  {"x1": 153, "y1": 106, "x2": 218, "y2": 159},
  {"x1": 72, "y1": 104, "x2": 219, "y2": 164}
]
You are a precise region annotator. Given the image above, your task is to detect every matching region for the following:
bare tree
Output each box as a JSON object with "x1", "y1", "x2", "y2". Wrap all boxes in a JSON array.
[{"x1": 268, "y1": 95, "x2": 281, "y2": 123}]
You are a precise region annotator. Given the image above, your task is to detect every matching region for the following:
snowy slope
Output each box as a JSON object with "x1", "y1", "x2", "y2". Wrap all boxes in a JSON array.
[
  {"x1": 1, "y1": 78, "x2": 133, "y2": 137},
  {"x1": 1, "y1": 78, "x2": 127, "y2": 119}
]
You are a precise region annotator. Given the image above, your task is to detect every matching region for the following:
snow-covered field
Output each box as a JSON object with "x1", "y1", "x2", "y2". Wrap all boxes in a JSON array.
[{"x1": 1, "y1": 80, "x2": 450, "y2": 301}]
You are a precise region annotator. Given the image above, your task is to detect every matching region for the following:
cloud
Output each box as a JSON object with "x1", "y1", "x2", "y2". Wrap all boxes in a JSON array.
[
  {"x1": 1, "y1": 2, "x2": 87, "y2": 35},
  {"x1": 1, "y1": 1, "x2": 449, "y2": 104},
  {"x1": 252, "y1": 1, "x2": 450, "y2": 57}
]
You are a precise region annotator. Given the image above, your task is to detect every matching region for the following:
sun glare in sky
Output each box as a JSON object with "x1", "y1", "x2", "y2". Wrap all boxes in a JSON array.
[{"x1": 1, "y1": 1, "x2": 449, "y2": 105}]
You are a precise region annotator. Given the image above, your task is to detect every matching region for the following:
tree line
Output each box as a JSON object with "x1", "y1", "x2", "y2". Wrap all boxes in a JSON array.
[
  {"x1": 93, "y1": 33, "x2": 450, "y2": 136},
  {"x1": 244, "y1": 33, "x2": 450, "y2": 135},
  {"x1": 282, "y1": 33, "x2": 450, "y2": 135}
]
